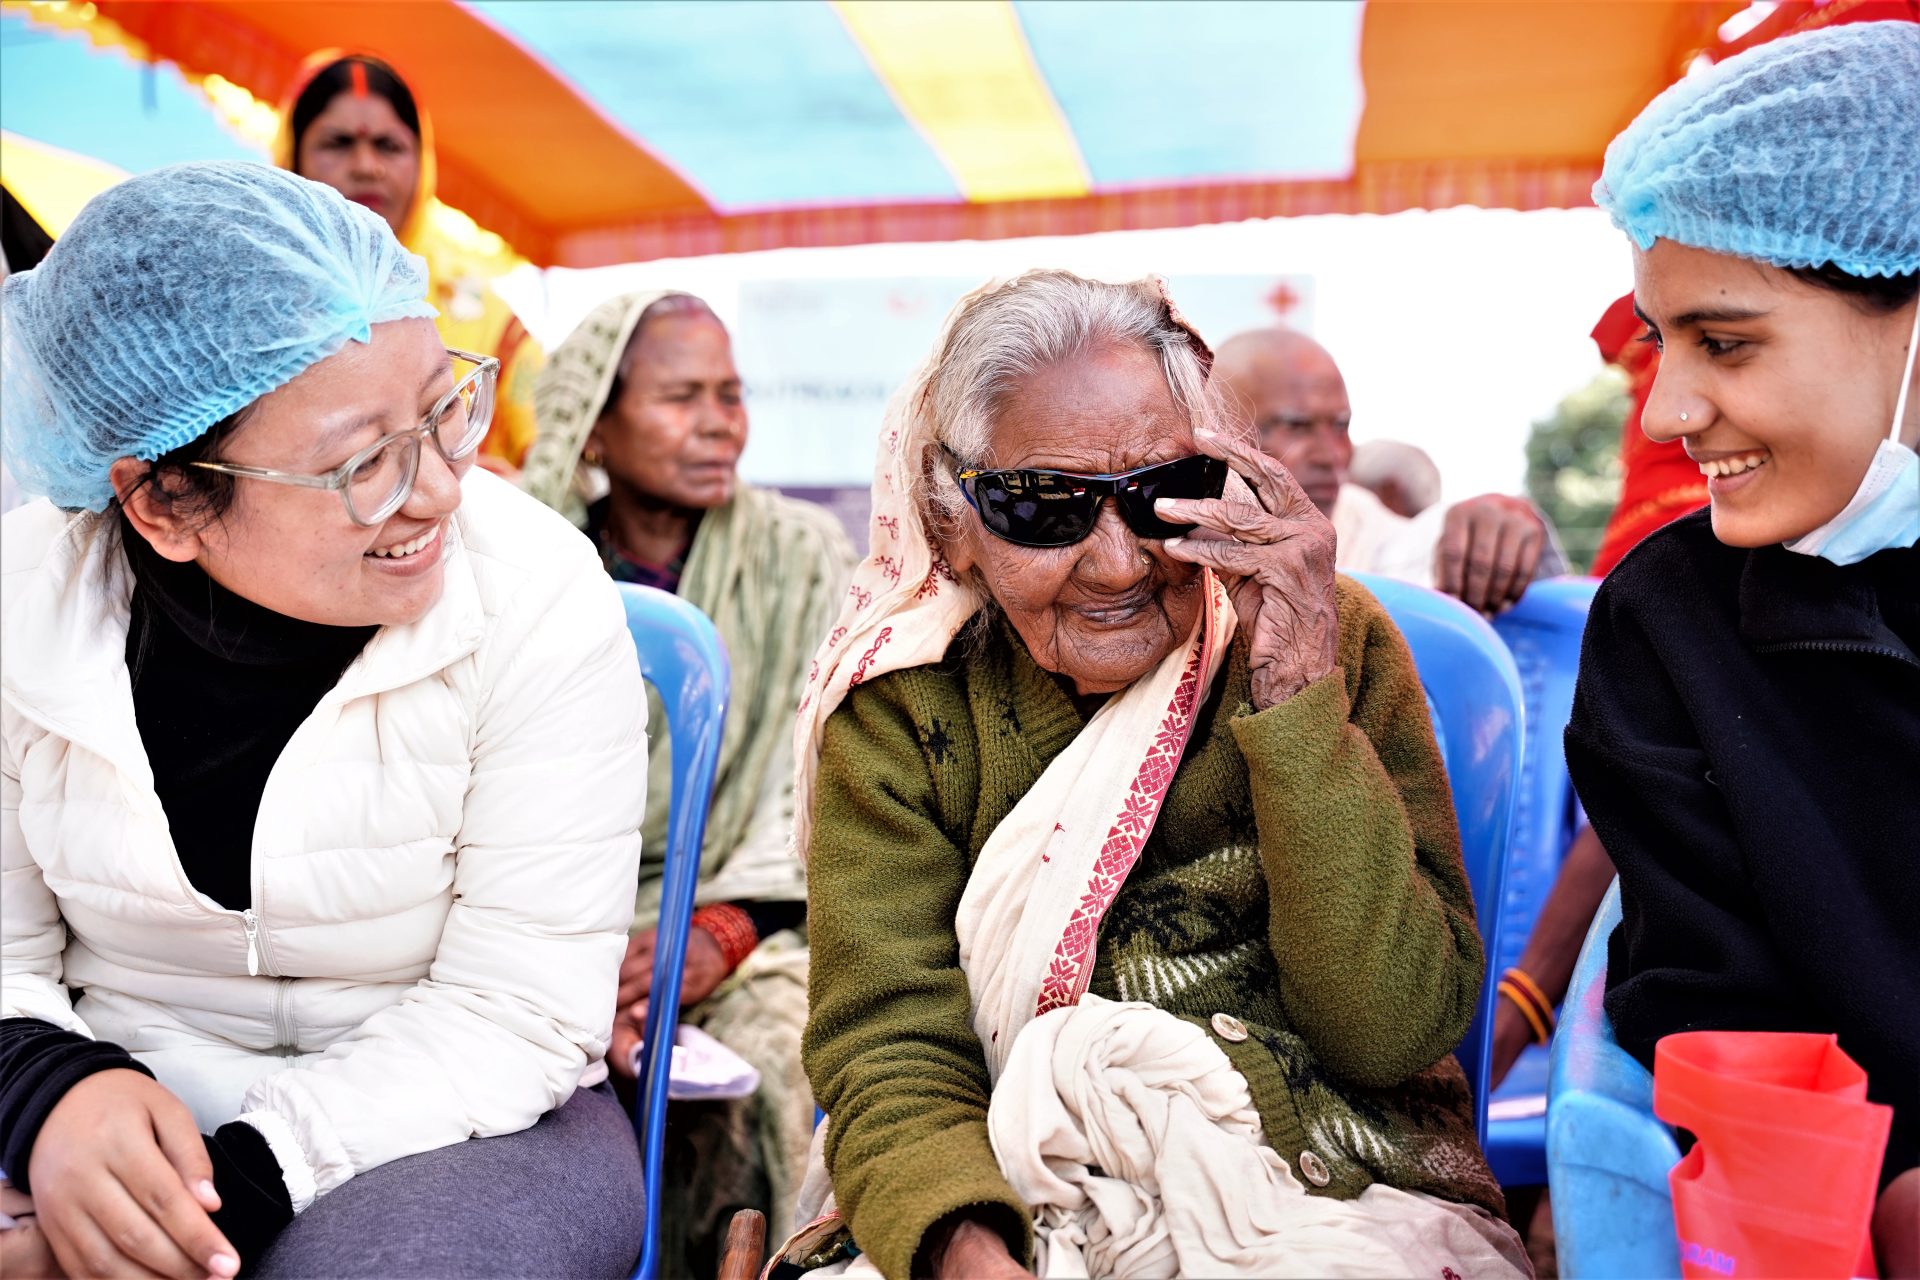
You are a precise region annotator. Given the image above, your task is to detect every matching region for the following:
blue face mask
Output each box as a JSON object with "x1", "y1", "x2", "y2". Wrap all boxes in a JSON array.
[{"x1": 1784, "y1": 303, "x2": 1920, "y2": 565}]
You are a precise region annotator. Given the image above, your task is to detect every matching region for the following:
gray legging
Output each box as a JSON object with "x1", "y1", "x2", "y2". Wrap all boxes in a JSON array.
[{"x1": 254, "y1": 1085, "x2": 644, "y2": 1278}]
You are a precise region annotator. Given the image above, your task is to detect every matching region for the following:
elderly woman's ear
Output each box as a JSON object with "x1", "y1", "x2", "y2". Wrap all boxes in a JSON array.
[
  {"x1": 921, "y1": 456, "x2": 980, "y2": 578},
  {"x1": 937, "y1": 521, "x2": 979, "y2": 578},
  {"x1": 583, "y1": 414, "x2": 612, "y2": 468}
]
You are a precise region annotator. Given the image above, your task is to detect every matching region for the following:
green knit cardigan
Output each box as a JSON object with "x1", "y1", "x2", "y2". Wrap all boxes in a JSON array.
[{"x1": 803, "y1": 577, "x2": 1501, "y2": 1280}]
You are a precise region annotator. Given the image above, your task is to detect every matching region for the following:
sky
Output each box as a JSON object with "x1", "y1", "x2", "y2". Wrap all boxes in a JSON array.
[{"x1": 499, "y1": 205, "x2": 1634, "y2": 501}]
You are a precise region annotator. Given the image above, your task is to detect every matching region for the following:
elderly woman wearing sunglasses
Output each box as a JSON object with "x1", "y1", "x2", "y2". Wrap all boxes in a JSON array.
[
  {"x1": 782, "y1": 272, "x2": 1526, "y2": 1280},
  {"x1": 0, "y1": 164, "x2": 646, "y2": 1279}
]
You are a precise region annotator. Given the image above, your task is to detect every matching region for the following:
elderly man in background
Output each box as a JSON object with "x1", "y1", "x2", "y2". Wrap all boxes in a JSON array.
[
  {"x1": 1215, "y1": 327, "x2": 1562, "y2": 613},
  {"x1": 1351, "y1": 440, "x2": 1442, "y2": 519}
]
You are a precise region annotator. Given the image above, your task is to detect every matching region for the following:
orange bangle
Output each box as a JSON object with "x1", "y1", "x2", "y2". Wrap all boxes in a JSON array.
[
  {"x1": 1504, "y1": 966, "x2": 1553, "y2": 1014},
  {"x1": 1498, "y1": 968, "x2": 1557, "y2": 1046},
  {"x1": 1499, "y1": 982, "x2": 1551, "y2": 1044}
]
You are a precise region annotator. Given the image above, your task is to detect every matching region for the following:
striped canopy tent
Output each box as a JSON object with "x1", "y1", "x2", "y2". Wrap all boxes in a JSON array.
[{"x1": 1, "y1": 0, "x2": 1799, "y2": 268}]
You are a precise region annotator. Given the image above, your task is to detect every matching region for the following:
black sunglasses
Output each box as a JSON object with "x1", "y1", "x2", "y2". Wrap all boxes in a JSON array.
[{"x1": 956, "y1": 454, "x2": 1229, "y2": 548}]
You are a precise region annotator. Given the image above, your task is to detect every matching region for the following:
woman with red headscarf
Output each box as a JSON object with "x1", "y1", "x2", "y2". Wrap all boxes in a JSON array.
[{"x1": 1587, "y1": 293, "x2": 1708, "y2": 576}]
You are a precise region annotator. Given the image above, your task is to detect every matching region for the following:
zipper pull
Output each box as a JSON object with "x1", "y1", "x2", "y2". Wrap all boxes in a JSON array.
[{"x1": 242, "y1": 910, "x2": 260, "y2": 977}]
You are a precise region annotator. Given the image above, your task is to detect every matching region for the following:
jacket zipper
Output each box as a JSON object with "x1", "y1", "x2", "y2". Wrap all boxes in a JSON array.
[
  {"x1": 241, "y1": 909, "x2": 280, "y2": 978},
  {"x1": 273, "y1": 977, "x2": 297, "y2": 1057},
  {"x1": 1755, "y1": 639, "x2": 1920, "y2": 670}
]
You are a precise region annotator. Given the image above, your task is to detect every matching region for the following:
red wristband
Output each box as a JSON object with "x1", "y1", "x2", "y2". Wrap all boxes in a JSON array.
[{"x1": 690, "y1": 903, "x2": 758, "y2": 974}]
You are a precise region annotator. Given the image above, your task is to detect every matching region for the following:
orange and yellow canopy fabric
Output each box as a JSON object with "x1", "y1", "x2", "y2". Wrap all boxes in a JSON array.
[{"x1": 4, "y1": 0, "x2": 1752, "y2": 267}]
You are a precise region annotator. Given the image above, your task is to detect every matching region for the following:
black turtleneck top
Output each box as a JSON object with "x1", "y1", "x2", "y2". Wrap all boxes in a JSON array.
[
  {"x1": 0, "y1": 522, "x2": 376, "y2": 1260},
  {"x1": 121, "y1": 522, "x2": 377, "y2": 909}
]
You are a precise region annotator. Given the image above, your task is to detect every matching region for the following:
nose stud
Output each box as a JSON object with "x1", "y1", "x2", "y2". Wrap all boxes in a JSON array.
[{"x1": 1680, "y1": 412, "x2": 1690, "y2": 423}]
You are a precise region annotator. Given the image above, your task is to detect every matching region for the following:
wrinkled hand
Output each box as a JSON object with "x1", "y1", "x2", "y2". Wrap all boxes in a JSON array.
[
  {"x1": 924, "y1": 1217, "x2": 1033, "y2": 1280},
  {"x1": 1158, "y1": 426, "x2": 1338, "y2": 711},
  {"x1": 1433, "y1": 495, "x2": 1546, "y2": 615},
  {"x1": 2, "y1": 1182, "x2": 63, "y2": 1278},
  {"x1": 615, "y1": 928, "x2": 657, "y2": 1013},
  {"x1": 608, "y1": 926, "x2": 731, "y2": 1079},
  {"x1": 26, "y1": 1069, "x2": 239, "y2": 1280}
]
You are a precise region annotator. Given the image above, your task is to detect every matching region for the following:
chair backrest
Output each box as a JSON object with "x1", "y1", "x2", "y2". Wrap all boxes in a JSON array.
[
  {"x1": 616, "y1": 583, "x2": 732, "y2": 1280},
  {"x1": 1488, "y1": 577, "x2": 1600, "y2": 978},
  {"x1": 1548, "y1": 880, "x2": 1683, "y2": 1278},
  {"x1": 1347, "y1": 573, "x2": 1525, "y2": 1147}
]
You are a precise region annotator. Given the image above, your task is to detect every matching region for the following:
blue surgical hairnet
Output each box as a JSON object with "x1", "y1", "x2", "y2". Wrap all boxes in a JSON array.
[
  {"x1": 1, "y1": 161, "x2": 435, "y2": 511},
  {"x1": 1593, "y1": 21, "x2": 1920, "y2": 279}
]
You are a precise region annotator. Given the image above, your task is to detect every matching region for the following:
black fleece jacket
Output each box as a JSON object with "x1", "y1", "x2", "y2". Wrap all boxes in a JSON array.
[{"x1": 1565, "y1": 511, "x2": 1918, "y2": 1189}]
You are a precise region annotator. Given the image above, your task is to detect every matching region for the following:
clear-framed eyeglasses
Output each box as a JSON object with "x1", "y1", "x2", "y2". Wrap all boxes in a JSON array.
[{"x1": 190, "y1": 347, "x2": 500, "y2": 527}]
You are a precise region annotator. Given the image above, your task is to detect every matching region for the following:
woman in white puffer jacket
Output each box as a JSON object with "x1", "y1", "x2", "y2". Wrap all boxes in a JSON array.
[{"x1": 0, "y1": 164, "x2": 647, "y2": 1278}]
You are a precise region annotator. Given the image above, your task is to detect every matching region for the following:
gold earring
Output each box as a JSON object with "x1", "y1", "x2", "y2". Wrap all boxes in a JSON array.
[{"x1": 583, "y1": 447, "x2": 603, "y2": 467}]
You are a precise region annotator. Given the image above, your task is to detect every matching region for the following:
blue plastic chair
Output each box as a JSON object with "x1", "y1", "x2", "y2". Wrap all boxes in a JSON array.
[
  {"x1": 1484, "y1": 577, "x2": 1600, "y2": 1185},
  {"x1": 1546, "y1": 880, "x2": 1682, "y2": 1278},
  {"x1": 616, "y1": 583, "x2": 732, "y2": 1280},
  {"x1": 1347, "y1": 574, "x2": 1525, "y2": 1148}
]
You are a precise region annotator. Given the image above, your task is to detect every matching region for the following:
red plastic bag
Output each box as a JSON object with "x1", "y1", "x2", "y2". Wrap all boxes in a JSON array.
[{"x1": 1654, "y1": 1031, "x2": 1891, "y2": 1280}]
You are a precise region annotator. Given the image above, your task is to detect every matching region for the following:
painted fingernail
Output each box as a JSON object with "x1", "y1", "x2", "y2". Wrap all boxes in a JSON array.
[{"x1": 210, "y1": 1253, "x2": 240, "y2": 1276}]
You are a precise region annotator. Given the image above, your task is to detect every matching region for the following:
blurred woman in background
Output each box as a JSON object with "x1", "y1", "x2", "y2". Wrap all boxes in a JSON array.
[
  {"x1": 529, "y1": 290, "x2": 852, "y2": 1276},
  {"x1": 277, "y1": 52, "x2": 546, "y2": 474}
]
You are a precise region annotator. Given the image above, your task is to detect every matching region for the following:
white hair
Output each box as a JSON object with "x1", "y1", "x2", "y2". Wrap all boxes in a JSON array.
[{"x1": 918, "y1": 270, "x2": 1222, "y2": 526}]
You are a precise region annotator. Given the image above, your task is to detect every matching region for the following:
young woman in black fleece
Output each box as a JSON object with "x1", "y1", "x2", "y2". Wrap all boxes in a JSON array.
[{"x1": 1568, "y1": 21, "x2": 1920, "y2": 1277}]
